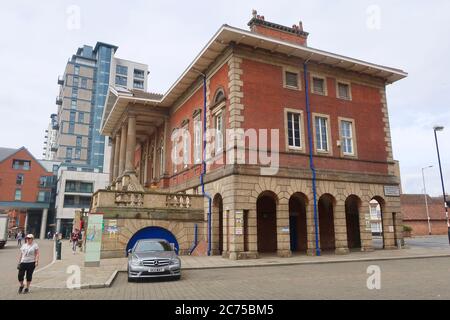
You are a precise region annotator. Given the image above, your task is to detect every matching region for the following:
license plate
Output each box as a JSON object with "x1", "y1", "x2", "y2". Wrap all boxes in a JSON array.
[{"x1": 149, "y1": 268, "x2": 164, "y2": 273}]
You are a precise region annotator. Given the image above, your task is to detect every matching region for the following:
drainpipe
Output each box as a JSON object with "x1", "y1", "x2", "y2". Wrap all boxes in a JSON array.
[
  {"x1": 189, "y1": 224, "x2": 199, "y2": 255},
  {"x1": 303, "y1": 61, "x2": 321, "y2": 257},
  {"x1": 199, "y1": 73, "x2": 213, "y2": 257}
]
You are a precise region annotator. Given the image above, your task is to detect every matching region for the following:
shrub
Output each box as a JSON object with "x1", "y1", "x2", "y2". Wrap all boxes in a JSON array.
[{"x1": 403, "y1": 225, "x2": 413, "y2": 232}]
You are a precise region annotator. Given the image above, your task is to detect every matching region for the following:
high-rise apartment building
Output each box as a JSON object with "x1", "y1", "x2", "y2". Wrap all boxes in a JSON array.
[
  {"x1": 47, "y1": 42, "x2": 148, "y2": 235},
  {"x1": 51, "y1": 42, "x2": 148, "y2": 172}
]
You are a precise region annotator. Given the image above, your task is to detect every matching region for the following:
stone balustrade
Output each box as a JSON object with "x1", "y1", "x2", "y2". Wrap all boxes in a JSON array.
[{"x1": 91, "y1": 190, "x2": 204, "y2": 211}]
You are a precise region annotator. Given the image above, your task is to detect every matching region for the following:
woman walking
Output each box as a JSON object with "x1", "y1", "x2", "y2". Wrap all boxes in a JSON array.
[
  {"x1": 17, "y1": 231, "x2": 24, "y2": 246},
  {"x1": 17, "y1": 234, "x2": 39, "y2": 294}
]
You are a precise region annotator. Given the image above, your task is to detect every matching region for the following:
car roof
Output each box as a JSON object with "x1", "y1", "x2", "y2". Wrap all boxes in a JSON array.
[{"x1": 136, "y1": 239, "x2": 169, "y2": 243}]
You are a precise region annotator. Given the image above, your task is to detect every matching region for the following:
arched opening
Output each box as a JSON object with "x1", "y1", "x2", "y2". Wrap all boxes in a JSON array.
[
  {"x1": 345, "y1": 195, "x2": 362, "y2": 250},
  {"x1": 289, "y1": 193, "x2": 308, "y2": 253},
  {"x1": 213, "y1": 194, "x2": 224, "y2": 255},
  {"x1": 318, "y1": 194, "x2": 336, "y2": 252},
  {"x1": 213, "y1": 88, "x2": 226, "y2": 105},
  {"x1": 257, "y1": 191, "x2": 278, "y2": 253},
  {"x1": 370, "y1": 197, "x2": 385, "y2": 250},
  {"x1": 126, "y1": 227, "x2": 179, "y2": 256}
]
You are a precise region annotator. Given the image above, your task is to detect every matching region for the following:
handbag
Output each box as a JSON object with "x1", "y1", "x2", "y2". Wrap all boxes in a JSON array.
[{"x1": 17, "y1": 263, "x2": 21, "y2": 270}]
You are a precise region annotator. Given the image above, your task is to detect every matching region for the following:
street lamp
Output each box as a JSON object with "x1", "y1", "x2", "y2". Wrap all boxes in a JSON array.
[
  {"x1": 421, "y1": 166, "x2": 433, "y2": 235},
  {"x1": 433, "y1": 126, "x2": 450, "y2": 244}
]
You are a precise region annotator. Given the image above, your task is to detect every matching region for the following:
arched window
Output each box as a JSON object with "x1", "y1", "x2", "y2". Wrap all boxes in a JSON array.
[{"x1": 214, "y1": 88, "x2": 226, "y2": 105}]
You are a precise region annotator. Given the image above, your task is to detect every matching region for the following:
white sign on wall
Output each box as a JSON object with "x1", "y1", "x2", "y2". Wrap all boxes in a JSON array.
[{"x1": 384, "y1": 186, "x2": 400, "y2": 197}]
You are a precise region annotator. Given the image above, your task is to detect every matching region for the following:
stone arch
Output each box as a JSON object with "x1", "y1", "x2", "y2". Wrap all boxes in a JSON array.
[
  {"x1": 345, "y1": 195, "x2": 362, "y2": 250},
  {"x1": 257, "y1": 191, "x2": 278, "y2": 253},
  {"x1": 122, "y1": 219, "x2": 188, "y2": 254},
  {"x1": 126, "y1": 226, "x2": 180, "y2": 255},
  {"x1": 370, "y1": 195, "x2": 386, "y2": 249},
  {"x1": 289, "y1": 192, "x2": 308, "y2": 253},
  {"x1": 318, "y1": 193, "x2": 336, "y2": 252},
  {"x1": 212, "y1": 193, "x2": 224, "y2": 255}
]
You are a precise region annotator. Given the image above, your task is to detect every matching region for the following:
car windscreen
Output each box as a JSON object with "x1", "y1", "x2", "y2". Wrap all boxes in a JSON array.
[{"x1": 134, "y1": 241, "x2": 172, "y2": 253}]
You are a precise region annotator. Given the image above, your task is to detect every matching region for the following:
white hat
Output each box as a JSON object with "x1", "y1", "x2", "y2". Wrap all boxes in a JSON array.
[{"x1": 25, "y1": 234, "x2": 34, "y2": 239}]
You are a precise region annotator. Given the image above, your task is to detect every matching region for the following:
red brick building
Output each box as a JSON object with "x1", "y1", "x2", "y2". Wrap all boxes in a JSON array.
[
  {"x1": 0, "y1": 147, "x2": 56, "y2": 239},
  {"x1": 95, "y1": 12, "x2": 407, "y2": 259},
  {"x1": 401, "y1": 194, "x2": 448, "y2": 236}
]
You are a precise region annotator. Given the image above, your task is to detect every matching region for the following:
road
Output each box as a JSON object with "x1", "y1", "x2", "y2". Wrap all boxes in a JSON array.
[
  {"x1": 0, "y1": 239, "x2": 54, "y2": 294},
  {"x1": 2, "y1": 256, "x2": 450, "y2": 300}
]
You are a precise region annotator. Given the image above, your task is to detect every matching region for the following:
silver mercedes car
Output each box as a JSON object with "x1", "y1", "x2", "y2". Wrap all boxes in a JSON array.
[{"x1": 127, "y1": 239, "x2": 181, "y2": 282}]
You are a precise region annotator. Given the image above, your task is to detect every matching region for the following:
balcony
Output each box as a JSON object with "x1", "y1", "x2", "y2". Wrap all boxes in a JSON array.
[
  {"x1": 56, "y1": 97, "x2": 63, "y2": 106},
  {"x1": 50, "y1": 144, "x2": 59, "y2": 152},
  {"x1": 58, "y1": 76, "x2": 65, "y2": 86}
]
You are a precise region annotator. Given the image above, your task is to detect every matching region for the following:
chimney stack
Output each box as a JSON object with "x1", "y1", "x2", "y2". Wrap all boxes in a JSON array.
[{"x1": 248, "y1": 10, "x2": 309, "y2": 46}]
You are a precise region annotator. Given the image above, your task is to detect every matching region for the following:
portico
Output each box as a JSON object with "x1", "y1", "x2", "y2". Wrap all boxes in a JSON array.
[{"x1": 102, "y1": 88, "x2": 168, "y2": 192}]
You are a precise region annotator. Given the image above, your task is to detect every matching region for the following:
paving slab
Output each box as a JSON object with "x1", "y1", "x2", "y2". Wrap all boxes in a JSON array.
[{"x1": 31, "y1": 237, "x2": 450, "y2": 290}]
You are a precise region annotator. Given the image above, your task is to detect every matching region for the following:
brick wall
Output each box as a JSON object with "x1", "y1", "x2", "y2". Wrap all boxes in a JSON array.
[{"x1": 0, "y1": 149, "x2": 52, "y2": 203}]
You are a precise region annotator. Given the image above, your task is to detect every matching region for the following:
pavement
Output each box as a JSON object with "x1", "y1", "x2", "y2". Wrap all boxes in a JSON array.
[
  {"x1": 0, "y1": 239, "x2": 55, "y2": 294},
  {"x1": 3, "y1": 256, "x2": 450, "y2": 300},
  {"x1": 23, "y1": 236, "x2": 450, "y2": 291}
]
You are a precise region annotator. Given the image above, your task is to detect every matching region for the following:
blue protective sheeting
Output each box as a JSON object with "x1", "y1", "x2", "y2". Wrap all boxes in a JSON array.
[{"x1": 126, "y1": 227, "x2": 180, "y2": 255}]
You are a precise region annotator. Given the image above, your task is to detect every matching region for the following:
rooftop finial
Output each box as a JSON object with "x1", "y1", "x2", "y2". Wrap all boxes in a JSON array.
[{"x1": 252, "y1": 9, "x2": 258, "y2": 19}]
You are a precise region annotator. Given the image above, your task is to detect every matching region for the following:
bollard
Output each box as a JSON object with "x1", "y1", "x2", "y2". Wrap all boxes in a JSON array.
[{"x1": 56, "y1": 239, "x2": 62, "y2": 260}]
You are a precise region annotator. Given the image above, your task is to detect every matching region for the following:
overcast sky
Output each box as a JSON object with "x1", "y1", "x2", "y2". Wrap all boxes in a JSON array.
[{"x1": 1, "y1": 0, "x2": 449, "y2": 196}]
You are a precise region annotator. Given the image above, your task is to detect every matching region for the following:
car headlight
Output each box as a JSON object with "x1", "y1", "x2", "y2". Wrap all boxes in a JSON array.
[
  {"x1": 170, "y1": 259, "x2": 181, "y2": 266},
  {"x1": 131, "y1": 257, "x2": 142, "y2": 266}
]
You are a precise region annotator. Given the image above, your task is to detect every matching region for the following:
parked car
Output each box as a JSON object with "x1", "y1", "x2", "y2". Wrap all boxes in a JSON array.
[{"x1": 127, "y1": 239, "x2": 181, "y2": 282}]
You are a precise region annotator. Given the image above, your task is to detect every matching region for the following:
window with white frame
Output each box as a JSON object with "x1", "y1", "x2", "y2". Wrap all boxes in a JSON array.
[
  {"x1": 315, "y1": 116, "x2": 329, "y2": 152},
  {"x1": 173, "y1": 134, "x2": 178, "y2": 174},
  {"x1": 337, "y1": 82, "x2": 351, "y2": 100},
  {"x1": 194, "y1": 115, "x2": 202, "y2": 164},
  {"x1": 340, "y1": 120, "x2": 354, "y2": 155},
  {"x1": 15, "y1": 189, "x2": 22, "y2": 201},
  {"x1": 182, "y1": 125, "x2": 190, "y2": 168},
  {"x1": 287, "y1": 112, "x2": 302, "y2": 148},
  {"x1": 159, "y1": 139, "x2": 164, "y2": 176},
  {"x1": 215, "y1": 111, "x2": 224, "y2": 153}
]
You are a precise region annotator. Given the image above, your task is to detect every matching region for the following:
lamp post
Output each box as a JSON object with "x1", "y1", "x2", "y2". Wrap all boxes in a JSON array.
[
  {"x1": 433, "y1": 126, "x2": 450, "y2": 244},
  {"x1": 421, "y1": 166, "x2": 433, "y2": 235}
]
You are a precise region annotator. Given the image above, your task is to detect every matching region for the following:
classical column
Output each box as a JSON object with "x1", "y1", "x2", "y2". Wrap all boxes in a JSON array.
[
  {"x1": 113, "y1": 133, "x2": 121, "y2": 181},
  {"x1": 118, "y1": 124, "x2": 128, "y2": 177},
  {"x1": 125, "y1": 114, "x2": 137, "y2": 173},
  {"x1": 40, "y1": 209, "x2": 48, "y2": 240},
  {"x1": 109, "y1": 137, "x2": 116, "y2": 184}
]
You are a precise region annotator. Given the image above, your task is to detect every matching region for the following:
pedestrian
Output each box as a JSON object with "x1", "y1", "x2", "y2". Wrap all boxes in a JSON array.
[
  {"x1": 70, "y1": 229, "x2": 80, "y2": 254},
  {"x1": 17, "y1": 231, "x2": 24, "y2": 246},
  {"x1": 47, "y1": 231, "x2": 52, "y2": 240},
  {"x1": 17, "y1": 234, "x2": 39, "y2": 294}
]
